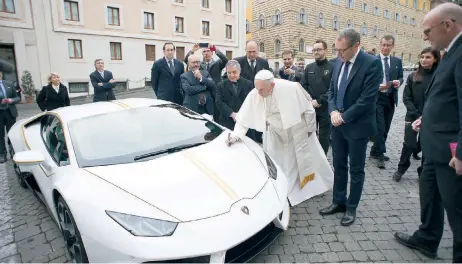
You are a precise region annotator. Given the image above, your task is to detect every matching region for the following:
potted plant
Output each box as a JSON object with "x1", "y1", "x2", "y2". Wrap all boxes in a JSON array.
[{"x1": 20, "y1": 70, "x2": 35, "y2": 103}]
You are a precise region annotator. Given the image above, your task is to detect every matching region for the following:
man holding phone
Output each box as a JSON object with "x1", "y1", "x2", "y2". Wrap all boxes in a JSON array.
[
  {"x1": 0, "y1": 69, "x2": 20, "y2": 163},
  {"x1": 369, "y1": 35, "x2": 404, "y2": 169}
]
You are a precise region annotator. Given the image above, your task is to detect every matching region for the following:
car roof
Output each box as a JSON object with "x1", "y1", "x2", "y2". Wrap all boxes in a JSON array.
[{"x1": 48, "y1": 98, "x2": 171, "y2": 124}]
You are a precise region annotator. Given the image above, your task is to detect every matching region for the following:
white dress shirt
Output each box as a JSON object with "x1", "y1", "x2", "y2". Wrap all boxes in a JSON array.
[{"x1": 337, "y1": 48, "x2": 360, "y2": 90}]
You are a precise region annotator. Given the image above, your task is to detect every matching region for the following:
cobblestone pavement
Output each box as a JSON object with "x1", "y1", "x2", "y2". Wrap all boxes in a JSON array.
[{"x1": 0, "y1": 80, "x2": 454, "y2": 263}]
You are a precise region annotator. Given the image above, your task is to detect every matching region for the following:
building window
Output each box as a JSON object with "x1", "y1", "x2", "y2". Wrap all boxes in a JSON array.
[
  {"x1": 225, "y1": 0, "x2": 232, "y2": 13},
  {"x1": 413, "y1": 0, "x2": 417, "y2": 8},
  {"x1": 145, "y1": 44, "x2": 156, "y2": 61},
  {"x1": 246, "y1": 20, "x2": 250, "y2": 33},
  {"x1": 174, "y1": 0, "x2": 183, "y2": 3},
  {"x1": 110, "y1": 42, "x2": 122, "y2": 60},
  {"x1": 64, "y1": 0, "x2": 79, "y2": 21},
  {"x1": 299, "y1": 39, "x2": 305, "y2": 52},
  {"x1": 144, "y1": 12, "x2": 154, "y2": 29},
  {"x1": 332, "y1": 0, "x2": 340, "y2": 5},
  {"x1": 332, "y1": 43, "x2": 336, "y2": 55},
  {"x1": 408, "y1": 53, "x2": 412, "y2": 63},
  {"x1": 107, "y1": 6, "x2": 120, "y2": 26},
  {"x1": 175, "y1": 16, "x2": 184, "y2": 33},
  {"x1": 332, "y1": 16, "x2": 339, "y2": 30},
  {"x1": 373, "y1": 25, "x2": 378, "y2": 37},
  {"x1": 260, "y1": 43, "x2": 265, "y2": 52},
  {"x1": 346, "y1": 19, "x2": 352, "y2": 29},
  {"x1": 225, "y1": 24, "x2": 232, "y2": 39},
  {"x1": 361, "y1": 3, "x2": 368, "y2": 13},
  {"x1": 317, "y1": 13, "x2": 324, "y2": 28},
  {"x1": 361, "y1": 23, "x2": 367, "y2": 35},
  {"x1": 67, "y1": 39, "x2": 82, "y2": 59},
  {"x1": 384, "y1": 10, "x2": 389, "y2": 19},
  {"x1": 176, "y1": 47, "x2": 185, "y2": 61},
  {"x1": 273, "y1": 9, "x2": 282, "y2": 25},
  {"x1": 202, "y1": 0, "x2": 209, "y2": 8},
  {"x1": 374, "y1": 6, "x2": 379, "y2": 16},
  {"x1": 0, "y1": 0, "x2": 14, "y2": 13},
  {"x1": 258, "y1": 14, "x2": 265, "y2": 28},
  {"x1": 346, "y1": 0, "x2": 354, "y2": 9},
  {"x1": 395, "y1": 13, "x2": 400, "y2": 21},
  {"x1": 68, "y1": 82, "x2": 88, "y2": 93},
  {"x1": 298, "y1": 8, "x2": 307, "y2": 25},
  {"x1": 275, "y1": 39, "x2": 281, "y2": 53},
  {"x1": 226, "y1": 50, "x2": 233, "y2": 60},
  {"x1": 202, "y1": 21, "x2": 210, "y2": 36}
]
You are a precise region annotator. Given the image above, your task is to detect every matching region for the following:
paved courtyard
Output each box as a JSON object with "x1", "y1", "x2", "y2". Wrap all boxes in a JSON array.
[{"x1": 0, "y1": 78, "x2": 455, "y2": 263}]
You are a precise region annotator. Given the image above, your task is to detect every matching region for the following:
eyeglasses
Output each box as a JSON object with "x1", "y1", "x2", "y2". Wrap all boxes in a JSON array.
[
  {"x1": 334, "y1": 43, "x2": 354, "y2": 54},
  {"x1": 423, "y1": 19, "x2": 456, "y2": 36},
  {"x1": 312, "y1": 48, "x2": 325, "y2": 52}
]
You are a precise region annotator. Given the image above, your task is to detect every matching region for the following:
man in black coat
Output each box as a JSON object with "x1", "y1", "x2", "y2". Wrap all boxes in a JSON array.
[
  {"x1": 0, "y1": 70, "x2": 19, "y2": 163},
  {"x1": 302, "y1": 40, "x2": 334, "y2": 154},
  {"x1": 234, "y1": 40, "x2": 269, "y2": 143},
  {"x1": 215, "y1": 60, "x2": 254, "y2": 140},
  {"x1": 151, "y1": 43, "x2": 185, "y2": 105},
  {"x1": 89, "y1": 59, "x2": 116, "y2": 102},
  {"x1": 370, "y1": 35, "x2": 404, "y2": 169},
  {"x1": 393, "y1": 3, "x2": 462, "y2": 262}
]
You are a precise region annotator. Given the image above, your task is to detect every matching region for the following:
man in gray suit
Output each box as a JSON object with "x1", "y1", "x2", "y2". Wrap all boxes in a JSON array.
[
  {"x1": 0, "y1": 69, "x2": 20, "y2": 163},
  {"x1": 180, "y1": 55, "x2": 217, "y2": 118},
  {"x1": 274, "y1": 50, "x2": 303, "y2": 83}
]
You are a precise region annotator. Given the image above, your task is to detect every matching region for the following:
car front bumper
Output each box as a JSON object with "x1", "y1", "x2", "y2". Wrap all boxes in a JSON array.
[{"x1": 81, "y1": 179, "x2": 290, "y2": 263}]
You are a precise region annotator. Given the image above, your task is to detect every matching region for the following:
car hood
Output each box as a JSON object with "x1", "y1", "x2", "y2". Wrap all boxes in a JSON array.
[{"x1": 84, "y1": 135, "x2": 271, "y2": 222}]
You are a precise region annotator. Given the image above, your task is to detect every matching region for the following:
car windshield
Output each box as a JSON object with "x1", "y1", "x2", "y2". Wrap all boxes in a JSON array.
[{"x1": 68, "y1": 104, "x2": 224, "y2": 167}]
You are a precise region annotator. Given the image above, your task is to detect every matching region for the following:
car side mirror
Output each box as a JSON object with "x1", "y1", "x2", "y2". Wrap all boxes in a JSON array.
[{"x1": 13, "y1": 150, "x2": 45, "y2": 166}]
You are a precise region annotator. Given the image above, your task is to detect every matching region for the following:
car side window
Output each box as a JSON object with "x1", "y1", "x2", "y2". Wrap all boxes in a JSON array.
[{"x1": 41, "y1": 115, "x2": 70, "y2": 166}]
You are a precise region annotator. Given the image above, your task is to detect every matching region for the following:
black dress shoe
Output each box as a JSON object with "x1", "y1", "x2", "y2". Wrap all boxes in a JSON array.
[
  {"x1": 413, "y1": 153, "x2": 421, "y2": 160},
  {"x1": 0, "y1": 156, "x2": 6, "y2": 164},
  {"x1": 340, "y1": 210, "x2": 356, "y2": 226},
  {"x1": 394, "y1": 232, "x2": 437, "y2": 259},
  {"x1": 377, "y1": 159, "x2": 386, "y2": 169},
  {"x1": 370, "y1": 154, "x2": 389, "y2": 161},
  {"x1": 319, "y1": 203, "x2": 346, "y2": 216},
  {"x1": 393, "y1": 171, "x2": 403, "y2": 182}
]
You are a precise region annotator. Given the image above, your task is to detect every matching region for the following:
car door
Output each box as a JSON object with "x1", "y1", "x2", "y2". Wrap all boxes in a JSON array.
[{"x1": 31, "y1": 114, "x2": 71, "y2": 206}]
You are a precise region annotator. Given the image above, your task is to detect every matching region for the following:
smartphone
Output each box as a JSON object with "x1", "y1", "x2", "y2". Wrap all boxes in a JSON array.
[{"x1": 199, "y1": 43, "x2": 209, "y2": 48}]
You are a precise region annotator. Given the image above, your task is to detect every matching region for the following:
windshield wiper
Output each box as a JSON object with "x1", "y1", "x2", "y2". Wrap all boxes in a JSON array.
[{"x1": 134, "y1": 143, "x2": 206, "y2": 161}]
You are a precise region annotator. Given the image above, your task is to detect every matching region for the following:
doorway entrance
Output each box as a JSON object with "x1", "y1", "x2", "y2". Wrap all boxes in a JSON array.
[{"x1": 0, "y1": 44, "x2": 18, "y2": 84}]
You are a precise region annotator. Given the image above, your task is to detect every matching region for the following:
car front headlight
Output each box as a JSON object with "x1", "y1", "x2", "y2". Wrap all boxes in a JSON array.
[
  {"x1": 264, "y1": 152, "x2": 277, "y2": 180},
  {"x1": 106, "y1": 211, "x2": 178, "y2": 237}
]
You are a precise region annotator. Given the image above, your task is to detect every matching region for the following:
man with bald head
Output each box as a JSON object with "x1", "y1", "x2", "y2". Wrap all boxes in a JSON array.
[
  {"x1": 234, "y1": 40, "x2": 270, "y2": 143},
  {"x1": 394, "y1": 3, "x2": 462, "y2": 262}
]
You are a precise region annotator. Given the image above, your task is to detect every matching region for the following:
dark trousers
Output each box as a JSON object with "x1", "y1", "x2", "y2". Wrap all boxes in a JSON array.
[
  {"x1": 331, "y1": 128, "x2": 369, "y2": 210},
  {"x1": 397, "y1": 123, "x2": 421, "y2": 174},
  {"x1": 411, "y1": 161, "x2": 462, "y2": 262},
  {"x1": 370, "y1": 93, "x2": 395, "y2": 156},
  {"x1": 317, "y1": 113, "x2": 331, "y2": 155},
  {"x1": 0, "y1": 110, "x2": 16, "y2": 156}
]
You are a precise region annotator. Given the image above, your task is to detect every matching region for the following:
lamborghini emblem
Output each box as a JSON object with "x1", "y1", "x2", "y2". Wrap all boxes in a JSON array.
[{"x1": 241, "y1": 206, "x2": 249, "y2": 215}]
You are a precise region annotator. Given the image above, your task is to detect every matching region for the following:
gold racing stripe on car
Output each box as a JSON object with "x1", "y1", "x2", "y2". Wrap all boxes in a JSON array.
[
  {"x1": 110, "y1": 101, "x2": 131, "y2": 109},
  {"x1": 183, "y1": 151, "x2": 238, "y2": 200}
]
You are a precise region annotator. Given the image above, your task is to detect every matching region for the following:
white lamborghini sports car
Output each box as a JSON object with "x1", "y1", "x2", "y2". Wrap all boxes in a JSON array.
[{"x1": 8, "y1": 98, "x2": 291, "y2": 263}]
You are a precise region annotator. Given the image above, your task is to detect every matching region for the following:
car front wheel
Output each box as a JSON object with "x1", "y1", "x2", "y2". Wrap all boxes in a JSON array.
[{"x1": 56, "y1": 196, "x2": 89, "y2": 263}]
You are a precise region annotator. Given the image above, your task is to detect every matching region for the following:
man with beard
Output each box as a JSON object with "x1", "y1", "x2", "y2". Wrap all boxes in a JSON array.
[{"x1": 302, "y1": 40, "x2": 334, "y2": 154}]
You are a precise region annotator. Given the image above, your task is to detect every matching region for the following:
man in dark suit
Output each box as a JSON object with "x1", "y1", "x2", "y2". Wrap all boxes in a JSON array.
[
  {"x1": 370, "y1": 35, "x2": 404, "y2": 169},
  {"x1": 89, "y1": 59, "x2": 116, "y2": 102},
  {"x1": 274, "y1": 50, "x2": 303, "y2": 83},
  {"x1": 0, "y1": 70, "x2": 19, "y2": 163},
  {"x1": 319, "y1": 29, "x2": 383, "y2": 226},
  {"x1": 215, "y1": 60, "x2": 254, "y2": 138},
  {"x1": 394, "y1": 3, "x2": 462, "y2": 262},
  {"x1": 234, "y1": 40, "x2": 270, "y2": 143},
  {"x1": 180, "y1": 55, "x2": 216, "y2": 117},
  {"x1": 151, "y1": 43, "x2": 185, "y2": 105}
]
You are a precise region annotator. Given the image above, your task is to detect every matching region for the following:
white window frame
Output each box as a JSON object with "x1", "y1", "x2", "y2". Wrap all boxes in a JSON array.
[
  {"x1": 225, "y1": 24, "x2": 233, "y2": 40},
  {"x1": 172, "y1": 0, "x2": 185, "y2": 6},
  {"x1": 173, "y1": 16, "x2": 186, "y2": 36},
  {"x1": 200, "y1": 20, "x2": 211, "y2": 39},
  {"x1": 224, "y1": 0, "x2": 233, "y2": 15},
  {"x1": 201, "y1": 0, "x2": 211, "y2": 11}
]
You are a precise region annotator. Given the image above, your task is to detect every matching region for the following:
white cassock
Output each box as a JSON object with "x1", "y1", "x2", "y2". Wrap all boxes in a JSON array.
[{"x1": 231, "y1": 77, "x2": 334, "y2": 207}]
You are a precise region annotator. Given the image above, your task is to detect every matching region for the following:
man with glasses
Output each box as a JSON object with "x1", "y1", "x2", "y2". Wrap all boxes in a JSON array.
[
  {"x1": 301, "y1": 39, "x2": 334, "y2": 154},
  {"x1": 369, "y1": 35, "x2": 404, "y2": 169},
  {"x1": 319, "y1": 29, "x2": 383, "y2": 226},
  {"x1": 394, "y1": 3, "x2": 462, "y2": 262}
]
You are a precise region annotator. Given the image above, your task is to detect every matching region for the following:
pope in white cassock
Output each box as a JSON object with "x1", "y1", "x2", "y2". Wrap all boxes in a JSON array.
[{"x1": 226, "y1": 69, "x2": 334, "y2": 207}]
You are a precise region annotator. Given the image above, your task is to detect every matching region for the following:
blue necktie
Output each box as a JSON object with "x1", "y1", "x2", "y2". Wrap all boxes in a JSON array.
[
  {"x1": 168, "y1": 61, "x2": 175, "y2": 75},
  {"x1": 384, "y1": 57, "x2": 390, "y2": 83},
  {"x1": 0, "y1": 81, "x2": 6, "y2": 98},
  {"x1": 336, "y1": 61, "x2": 351, "y2": 110}
]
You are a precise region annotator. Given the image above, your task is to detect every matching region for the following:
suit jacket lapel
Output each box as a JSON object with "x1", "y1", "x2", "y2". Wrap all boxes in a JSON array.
[
  {"x1": 345, "y1": 52, "x2": 363, "y2": 88},
  {"x1": 94, "y1": 70, "x2": 104, "y2": 82},
  {"x1": 163, "y1": 59, "x2": 174, "y2": 76}
]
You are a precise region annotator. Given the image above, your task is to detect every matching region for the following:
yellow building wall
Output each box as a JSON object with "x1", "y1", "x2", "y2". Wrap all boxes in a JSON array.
[{"x1": 246, "y1": 0, "x2": 252, "y2": 40}]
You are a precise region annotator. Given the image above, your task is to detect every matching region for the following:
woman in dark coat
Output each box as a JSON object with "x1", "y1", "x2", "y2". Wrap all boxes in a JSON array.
[
  {"x1": 392, "y1": 47, "x2": 440, "y2": 182},
  {"x1": 37, "y1": 72, "x2": 70, "y2": 111}
]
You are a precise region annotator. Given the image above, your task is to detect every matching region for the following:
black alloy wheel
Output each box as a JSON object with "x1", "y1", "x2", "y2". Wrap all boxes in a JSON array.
[
  {"x1": 56, "y1": 196, "x2": 89, "y2": 263},
  {"x1": 9, "y1": 144, "x2": 27, "y2": 188}
]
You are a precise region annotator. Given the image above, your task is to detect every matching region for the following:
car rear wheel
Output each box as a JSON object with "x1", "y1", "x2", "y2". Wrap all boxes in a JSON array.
[
  {"x1": 9, "y1": 143, "x2": 27, "y2": 189},
  {"x1": 56, "y1": 196, "x2": 89, "y2": 263}
]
